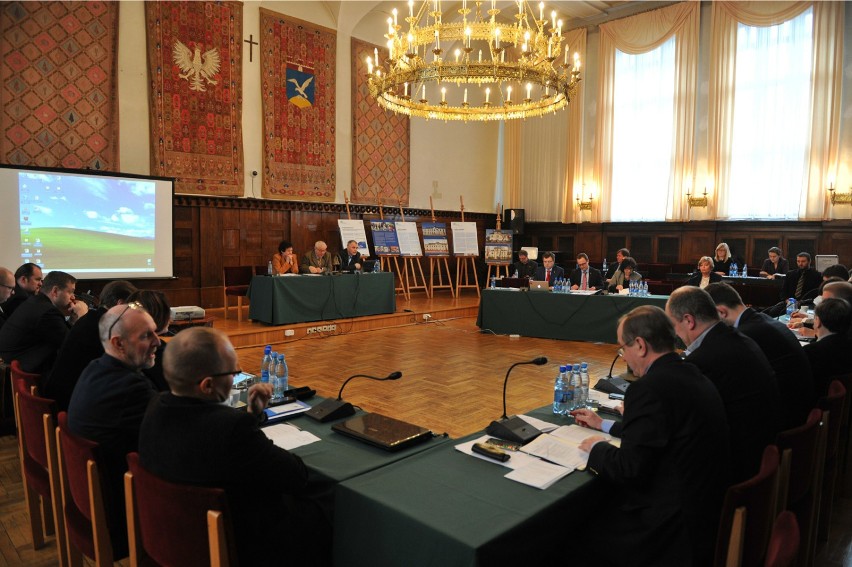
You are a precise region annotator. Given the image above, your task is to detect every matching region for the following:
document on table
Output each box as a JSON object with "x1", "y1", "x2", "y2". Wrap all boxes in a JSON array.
[
  {"x1": 264, "y1": 400, "x2": 311, "y2": 422},
  {"x1": 454, "y1": 435, "x2": 573, "y2": 490},
  {"x1": 265, "y1": 423, "x2": 321, "y2": 450}
]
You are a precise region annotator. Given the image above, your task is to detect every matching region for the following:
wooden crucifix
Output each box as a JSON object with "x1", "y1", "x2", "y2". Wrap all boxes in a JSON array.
[{"x1": 244, "y1": 34, "x2": 258, "y2": 62}]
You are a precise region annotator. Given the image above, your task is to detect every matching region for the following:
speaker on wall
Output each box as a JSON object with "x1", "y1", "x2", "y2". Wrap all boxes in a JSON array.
[{"x1": 504, "y1": 208, "x2": 525, "y2": 235}]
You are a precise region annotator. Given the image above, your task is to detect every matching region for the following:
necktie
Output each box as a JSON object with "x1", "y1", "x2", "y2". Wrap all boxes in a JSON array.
[
  {"x1": 795, "y1": 271, "x2": 805, "y2": 299},
  {"x1": 546, "y1": 269, "x2": 551, "y2": 282},
  {"x1": 582, "y1": 270, "x2": 588, "y2": 290}
]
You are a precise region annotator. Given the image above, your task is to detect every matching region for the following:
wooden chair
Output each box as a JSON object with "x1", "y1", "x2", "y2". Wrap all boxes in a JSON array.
[
  {"x1": 15, "y1": 389, "x2": 70, "y2": 566},
  {"x1": 11, "y1": 359, "x2": 41, "y2": 397},
  {"x1": 714, "y1": 444, "x2": 781, "y2": 567},
  {"x1": 55, "y1": 411, "x2": 114, "y2": 566},
  {"x1": 125, "y1": 452, "x2": 233, "y2": 567},
  {"x1": 222, "y1": 266, "x2": 253, "y2": 322},
  {"x1": 764, "y1": 511, "x2": 800, "y2": 567},
  {"x1": 828, "y1": 373, "x2": 852, "y2": 498},
  {"x1": 776, "y1": 408, "x2": 826, "y2": 567},
  {"x1": 816, "y1": 379, "x2": 847, "y2": 542}
]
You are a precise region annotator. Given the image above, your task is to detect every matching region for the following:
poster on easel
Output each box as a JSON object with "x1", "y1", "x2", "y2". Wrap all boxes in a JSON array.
[
  {"x1": 395, "y1": 221, "x2": 423, "y2": 256},
  {"x1": 370, "y1": 220, "x2": 400, "y2": 256},
  {"x1": 484, "y1": 229, "x2": 513, "y2": 264},
  {"x1": 422, "y1": 222, "x2": 449, "y2": 256},
  {"x1": 451, "y1": 222, "x2": 479, "y2": 256},
  {"x1": 338, "y1": 219, "x2": 370, "y2": 256}
]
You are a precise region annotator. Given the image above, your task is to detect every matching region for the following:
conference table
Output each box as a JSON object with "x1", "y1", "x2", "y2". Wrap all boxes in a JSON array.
[
  {"x1": 332, "y1": 405, "x2": 597, "y2": 567},
  {"x1": 476, "y1": 288, "x2": 669, "y2": 343},
  {"x1": 246, "y1": 272, "x2": 395, "y2": 325}
]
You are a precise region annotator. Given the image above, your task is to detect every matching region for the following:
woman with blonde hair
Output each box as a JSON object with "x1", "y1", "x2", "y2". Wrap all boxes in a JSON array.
[{"x1": 713, "y1": 243, "x2": 732, "y2": 276}]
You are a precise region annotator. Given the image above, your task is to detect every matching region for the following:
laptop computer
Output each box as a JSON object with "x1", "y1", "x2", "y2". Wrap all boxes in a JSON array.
[
  {"x1": 528, "y1": 280, "x2": 551, "y2": 291},
  {"x1": 332, "y1": 412, "x2": 433, "y2": 452}
]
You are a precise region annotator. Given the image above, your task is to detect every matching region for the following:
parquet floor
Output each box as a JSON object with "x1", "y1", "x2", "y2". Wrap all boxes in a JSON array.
[{"x1": 1, "y1": 303, "x2": 850, "y2": 566}]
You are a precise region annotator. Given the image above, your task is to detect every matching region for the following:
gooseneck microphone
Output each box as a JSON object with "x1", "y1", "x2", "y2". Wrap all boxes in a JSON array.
[
  {"x1": 607, "y1": 352, "x2": 620, "y2": 379},
  {"x1": 594, "y1": 352, "x2": 631, "y2": 395},
  {"x1": 306, "y1": 371, "x2": 403, "y2": 423},
  {"x1": 485, "y1": 356, "x2": 548, "y2": 444}
]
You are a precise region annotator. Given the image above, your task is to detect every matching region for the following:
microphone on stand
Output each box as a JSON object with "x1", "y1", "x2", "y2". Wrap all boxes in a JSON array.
[
  {"x1": 593, "y1": 352, "x2": 631, "y2": 395},
  {"x1": 485, "y1": 356, "x2": 548, "y2": 444},
  {"x1": 306, "y1": 371, "x2": 403, "y2": 422}
]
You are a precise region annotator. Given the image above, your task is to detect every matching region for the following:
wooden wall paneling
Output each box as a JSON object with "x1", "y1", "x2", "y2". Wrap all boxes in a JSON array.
[
  {"x1": 290, "y1": 210, "x2": 325, "y2": 257},
  {"x1": 606, "y1": 236, "x2": 626, "y2": 261},
  {"x1": 630, "y1": 236, "x2": 652, "y2": 263},
  {"x1": 658, "y1": 236, "x2": 680, "y2": 263},
  {"x1": 680, "y1": 224, "x2": 716, "y2": 264},
  {"x1": 718, "y1": 237, "x2": 747, "y2": 266},
  {"x1": 260, "y1": 209, "x2": 291, "y2": 260},
  {"x1": 537, "y1": 236, "x2": 555, "y2": 252},
  {"x1": 557, "y1": 236, "x2": 574, "y2": 260},
  {"x1": 820, "y1": 227, "x2": 852, "y2": 266},
  {"x1": 237, "y1": 208, "x2": 265, "y2": 268},
  {"x1": 753, "y1": 237, "x2": 779, "y2": 267},
  {"x1": 786, "y1": 237, "x2": 817, "y2": 261},
  {"x1": 575, "y1": 226, "x2": 602, "y2": 261}
]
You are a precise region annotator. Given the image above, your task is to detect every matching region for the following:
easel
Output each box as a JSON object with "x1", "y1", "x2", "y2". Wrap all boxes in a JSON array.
[
  {"x1": 376, "y1": 197, "x2": 408, "y2": 300},
  {"x1": 455, "y1": 196, "x2": 480, "y2": 297},
  {"x1": 486, "y1": 203, "x2": 511, "y2": 283},
  {"x1": 427, "y1": 196, "x2": 455, "y2": 297},
  {"x1": 397, "y1": 198, "x2": 430, "y2": 298}
]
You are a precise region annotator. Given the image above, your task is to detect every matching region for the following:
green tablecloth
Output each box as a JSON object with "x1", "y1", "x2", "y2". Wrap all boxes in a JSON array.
[
  {"x1": 476, "y1": 289, "x2": 669, "y2": 343},
  {"x1": 246, "y1": 273, "x2": 395, "y2": 325},
  {"x1": 333, "y1": 406, "x2": 596, "y2": 567}
]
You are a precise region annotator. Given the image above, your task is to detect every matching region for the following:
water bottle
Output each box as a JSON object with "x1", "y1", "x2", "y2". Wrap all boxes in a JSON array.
[
  {"x1": 260, "y1": 345, "x2": 272, "y2": 385},
  {"x1": 642, "y1": 281, "x2": 648, "y2": 296},
  {"x1": 785, "y1": 298, "x2": 796, "y2": 320},
  {"x1": 602, "y1": 258, "x2": 608, "y2": 274},
  {"x1": 565, "y1": 278, "x2": 571, "y2": 291},
  {"x1": 730, "y1": 262, "x2": 737, "y2": 277},
  {"x1": 553, "y1": 365, "x2": 568, "y2": 415},
  {"x1": 374, "y1": 259, "x2": 381, "y2": 273},
  {"x1": 741, "y1": 263, "x2": 748, "y2": 278},
  {"x1": 513, "y1": 269, "x2": 519, "y2": 278},
  {"x1": 554, "y1": 277, "x2": 561, "y2": 293},
  {"x1": 579, "y1": 362, "x2": 590, "y2": 408},
  {"x1": 569, "y1": 365, "x2": 582, "y2": 410},
  {"x1": 564, "y1": 364, "x2": 575, "y2": 412},
  {"x1": 267, "y1": 261, "x2": 273, "y2": 275},
  {"x1": 490, "y1": 276, "x2": 496, "y2": 289},
  {"x1": 273, "y1": 353, "x2": 288, "y2": 399}
]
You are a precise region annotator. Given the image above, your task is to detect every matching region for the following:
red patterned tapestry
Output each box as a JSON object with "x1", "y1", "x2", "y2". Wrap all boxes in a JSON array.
[
  {"x1": 1, "y1": 1, "x2": 119, "y2": 170},
  {"x1": 351, "y1": 38, "x2": 410, "y2": 206},
  {"x1": 260, "y1": 9, "x2": 335, "y2": 201},
  {"x1": 145, "y1": 1, "x2": 243, "y2": 196}
]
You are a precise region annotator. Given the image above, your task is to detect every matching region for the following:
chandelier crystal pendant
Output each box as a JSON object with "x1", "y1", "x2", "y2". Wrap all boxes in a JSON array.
[{"x1": 366, "y1": 0, "x2": 581, "y2": 122}]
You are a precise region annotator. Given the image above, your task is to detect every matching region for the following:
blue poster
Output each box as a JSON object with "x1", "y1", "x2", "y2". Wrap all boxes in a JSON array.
[{"x1": 370, "y1": 220, "x2": 400, "y2": 256}]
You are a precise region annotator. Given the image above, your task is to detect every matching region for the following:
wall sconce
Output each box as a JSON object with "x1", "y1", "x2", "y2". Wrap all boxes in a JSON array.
[
  {"x1": 685, "y1": 187, "x2": 709, "y2": 209},
  {"x1": 576, "y1": 192, "x2": 594, "y2": 211},
  {"x1": 827, "y1": 182, "x2": 852, "y2": 205}
]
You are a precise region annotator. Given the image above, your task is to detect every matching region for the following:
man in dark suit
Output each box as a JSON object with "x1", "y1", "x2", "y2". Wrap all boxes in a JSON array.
[
  {"x1": 336, "y1": 239, "x2": 366, "y2": 272},
  {"x1": 803, "y1": 297, "x2": 852, "y2": 396},
  {"x1": 0, "y1": 267, "x2": 14, "y2": 330},
  {"x1": 781, "y1": 252, "x2": 822, "y2": 301},
  {"x1": 0, "y1": 270, "x2": 87, "y2": 374},
  {"x1": 512, "y1": 249, "x2": 537, "y2": 278},
  {"x1": 139, "y1": 327, "x2": 326, "y2": 566},
  {"x1": 572, "y1": 305, "x2": 730, "y2": 567},
  {"x1": 42, "y1": 280, "x2": 137, "y2": 411},
  {"x1": 569, "y1": 252, "x2": 604, "y2": 290},
  {"x1": 666, "y1": 286, "x2": 781, "y2": 483},
  {"x1": 706, "y1": 282, "x2": 815, "y2": 429},
  {"x1": 533, "y1": 251, "x2": 564, "y2": 283},
  {"x1": 1, "y1": 262, "x2": 43, "y2": 318}
]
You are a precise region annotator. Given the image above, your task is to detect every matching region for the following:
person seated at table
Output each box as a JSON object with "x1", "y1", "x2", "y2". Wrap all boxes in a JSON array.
[
  {"x1": 803, "y1": 297, "x2": 852, "y2": 396},
  {"x1": 336, "y1": 240, "x2": 366, "y2": 273},
  {"x1": 127, "y1": 289, "x2": 172, "y2": 392},
  {"x1": 570, "y1": 253, "x2": 603, "y2": 290},
  {"x1": 685, "y1": 256, "x2": 722, "y2": 289},
  {"x1": 272, "y1": 240, "x2": 297, "y2": 275},
  {"x1": 781, "y1": 252, "x2": 823, "y2": 302},
  {"x1": 605, "y1": 247, "x2": 630, "y2": 283},
  {"x1": 571, "y1": 305, "x2": 730, "y2": 567},
  {"x1": 787, "y1": 279, "x2": 852, "y2": 329},
  {"x1": 607, "y1": 257, "x2": 642, "y2": 293},
  {"x1": 712, "y1": 242, "x2": 733, "y2": 276},
  {"x1": 512, "y1": 249, "x2": 537, "y2": 278},
  {"x1": 138, "y1": 327, "x2": 328, "y2": 566},
  {"x1": 532, "y1": 252, "x2": 564, "y2": 283},
  {"x1": 299, "y1": 240, "x2": 334, "y2": 274},
  {"x1": 759, "y1": 246, "x2": 789, "y2": 279}
]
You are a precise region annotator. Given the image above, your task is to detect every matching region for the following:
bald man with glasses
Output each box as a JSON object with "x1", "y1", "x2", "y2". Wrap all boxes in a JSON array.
[{"x1": 67, "y1": 303, "x2": 162, "y2": 557}]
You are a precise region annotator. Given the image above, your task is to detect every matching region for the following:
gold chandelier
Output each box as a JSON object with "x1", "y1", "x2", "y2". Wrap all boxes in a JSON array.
[{"x1": 366, "y1": 0, "x2": 581, "y2": 122}]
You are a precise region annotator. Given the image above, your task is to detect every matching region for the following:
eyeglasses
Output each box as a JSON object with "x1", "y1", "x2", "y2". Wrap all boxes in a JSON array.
[
  {"x1": 0, "y1": 283, "x2": 14, "y2": 292},
  {"x1": 199, "y1": 369, "x2": 243, "y2": 384},
  {"x1": 106, "y1": 301, "x2": 144, "y2": 339},
  {"x1": 616, "y1": 338, "x2": 637, "y2": 358}
]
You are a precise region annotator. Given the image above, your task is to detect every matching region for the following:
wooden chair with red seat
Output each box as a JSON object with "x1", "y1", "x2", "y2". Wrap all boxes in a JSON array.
[
  {"x1": 775, "y1": 408, "x2": 826, "y2": 567},
  {"x1": 714, "y1": 444, "x2": 781, "y2": 567},
  {"x1": 827, "y1": 373, "x2": 852, "y2": 498},
  {"x1": 222, "y1": 266, "x2": 253, "y2": 322},
  {"x1": 11, "y1": 359, "x2": 41, "y2": 397},
  {"x1": 764, "y1": 511, "x2": 800, "y2": 567},
  {"x1": 124, "y1": 452, "x2": 234, "y2": 567},
  {"x1": 15, "y1": 388, "x2": 70, "y2": 566},
  {"x1": 55, "y1": 411, "x2": 114, "y2": 566},
  {"x1": 816, "y1": 379, "x2": 847, "y2": 542}
]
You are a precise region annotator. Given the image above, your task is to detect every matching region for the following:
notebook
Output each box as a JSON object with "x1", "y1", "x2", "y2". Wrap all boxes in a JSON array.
[
  {"x1": 528, "y1": 280, "x2": 551, "y2": 291},
  {"x1": 332, "y1": 413, "x2": 433, "y2": 452}
]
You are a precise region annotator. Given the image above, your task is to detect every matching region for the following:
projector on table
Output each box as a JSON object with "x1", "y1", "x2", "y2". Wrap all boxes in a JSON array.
[{"x1": 170, "y1": 306, "x2": 206, "y2": 321}]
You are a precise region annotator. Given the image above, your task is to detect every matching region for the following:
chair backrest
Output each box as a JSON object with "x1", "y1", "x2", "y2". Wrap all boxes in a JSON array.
[
  {"x1": 56, "y1": 411, "x2": 113, "y2": 563},
  {"x1": 763, "y1": 511, "x2": 800, "y2": 567},
  {"x1": 125, "y1": 452, "x2": 232, "y2": 567},
  {"x1": 819, "y1": 380, "x2": 847, "y2": 461},
  {"x1": 223, "y1": 266, "x2": 253, "y2": 287},
  {"x1": 11, "y1": 359, "x2": 41, "y2": 394},
  {"x1": 715, "y1": 444, "x2": 781, "y2": 567},
  {"x1": 776, "y1": 408, "x2": 823, "y2": 506},
  {"x1": 16, "y1": 389, "x2": 54, "y2": 474}
]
